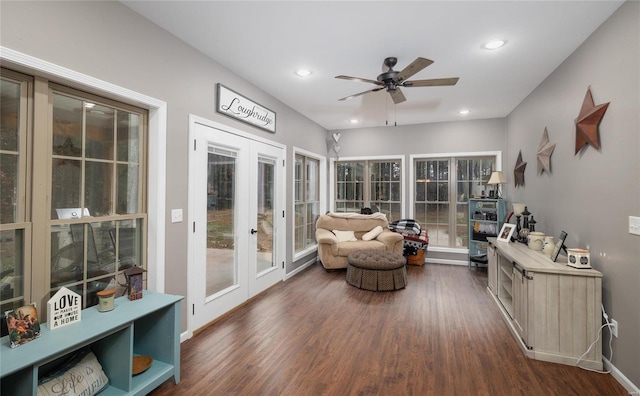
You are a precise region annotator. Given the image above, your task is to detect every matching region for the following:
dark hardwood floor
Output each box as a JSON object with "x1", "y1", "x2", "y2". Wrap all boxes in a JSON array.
[{"x1": 151, "y1": 262, "x2": 627, "y2": 395}]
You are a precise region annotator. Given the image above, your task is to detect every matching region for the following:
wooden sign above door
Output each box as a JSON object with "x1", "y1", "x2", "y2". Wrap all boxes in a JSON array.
[{"x1": 216, "y1": 84, "x2": 277, "y2": 133}]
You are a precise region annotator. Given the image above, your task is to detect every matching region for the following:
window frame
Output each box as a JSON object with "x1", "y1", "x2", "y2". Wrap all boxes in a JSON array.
[
  {"x1": 329, "y1": 155, "x2": 405, "y2": 221},
  {"x1": 0, "y1": 69, "x2": 34, "y2": 328},
  {"x1": 291, "y1": 147, "x2": 326, "y2": 260},
  {"x1": 409, "y1": 151, "x2": 502, "y2": 253}
]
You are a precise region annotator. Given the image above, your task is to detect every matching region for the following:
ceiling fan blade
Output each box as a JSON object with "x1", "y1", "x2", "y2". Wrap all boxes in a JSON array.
[
  {"x1": 338, "y1": 87, "x2": 385, "y2": 101},
  {"x1": 388, "y1": 87, "x2": 406, "y2": 104},
  {"x1": 394, "y1": 57, "x2": 434, "y2": 83},
  {"x1": 403, "y1": 77, "x2": 460, "y2": 87},
  {"x1": 335, "y1": 75, "x2": 383, "y2": 86}
]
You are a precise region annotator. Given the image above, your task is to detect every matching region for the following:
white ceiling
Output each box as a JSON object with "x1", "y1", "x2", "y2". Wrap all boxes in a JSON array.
[{"x1": 123, "y1": 1, "x2": 624, "y2": 131}]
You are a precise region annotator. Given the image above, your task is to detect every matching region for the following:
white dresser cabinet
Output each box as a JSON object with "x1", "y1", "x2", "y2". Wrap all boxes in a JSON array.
[{"x1": 487, "y1": 238, "x2": 603, "y2": 370}]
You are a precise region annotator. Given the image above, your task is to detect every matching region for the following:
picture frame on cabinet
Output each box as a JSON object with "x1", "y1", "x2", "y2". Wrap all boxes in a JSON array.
[
  {"x1": 497, "y1": 223, "x2": 516, "y2": 242},
  {"x1": 551, "y1": 231, "x2": 568, "y2": 262}
]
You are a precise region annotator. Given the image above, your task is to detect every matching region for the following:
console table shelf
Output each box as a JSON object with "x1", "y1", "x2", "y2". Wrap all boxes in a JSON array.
[
  {"x1": 487, "y1": 238, "x2": 603, "y2": 370},
  {"x1": 1, "y1": 291, "x2": 183, "y2": 396}
]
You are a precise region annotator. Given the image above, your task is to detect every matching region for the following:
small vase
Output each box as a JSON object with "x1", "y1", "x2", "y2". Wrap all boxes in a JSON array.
[{"x1": 542, "y1": 236, "x2": 556, "y2": 256}]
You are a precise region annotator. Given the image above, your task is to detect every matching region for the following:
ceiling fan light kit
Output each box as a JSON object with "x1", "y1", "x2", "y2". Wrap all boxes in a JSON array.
[{"x1": 336, "y1": 56, "x2": 459, "y2": 105}]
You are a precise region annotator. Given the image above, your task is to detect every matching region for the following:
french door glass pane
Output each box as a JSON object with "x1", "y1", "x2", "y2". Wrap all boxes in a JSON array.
[
  {"x1": 207, "y1": 151, "x2": 236, "y2": 296},
  {"x1": 256, "y1": 159, "x2": 274, "y2": 273}
]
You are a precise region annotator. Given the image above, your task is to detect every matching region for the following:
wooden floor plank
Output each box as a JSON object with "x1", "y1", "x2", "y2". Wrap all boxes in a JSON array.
[{"x1": 151, "y1": 263, "x2": 627, "y2": 395}]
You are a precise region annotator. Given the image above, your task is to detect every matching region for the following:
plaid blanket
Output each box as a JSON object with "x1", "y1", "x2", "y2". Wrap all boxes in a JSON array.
[{"x1": 388, "y1": 219, "x2": 421, "y2": 235}]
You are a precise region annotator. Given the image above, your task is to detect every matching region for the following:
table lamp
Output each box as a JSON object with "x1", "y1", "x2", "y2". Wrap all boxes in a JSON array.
[{"x1": 487, "y1": 171, "x2": 506, "y2": 198}]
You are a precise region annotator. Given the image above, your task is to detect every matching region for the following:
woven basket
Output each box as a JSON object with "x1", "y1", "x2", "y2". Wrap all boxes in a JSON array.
[{"x1": 407, "y1": 249, "x2": 425, "y2": 266}]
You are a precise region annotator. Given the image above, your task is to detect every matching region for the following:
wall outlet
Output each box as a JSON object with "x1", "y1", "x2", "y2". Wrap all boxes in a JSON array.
[{"x1": 610, "y1": 319, "x2": 618, "y2": 337}]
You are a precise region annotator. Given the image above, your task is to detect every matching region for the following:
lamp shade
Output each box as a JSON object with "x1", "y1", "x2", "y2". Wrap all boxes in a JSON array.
[
  {"x1": 513, "y1": 203, "x2": 525, "y2": 216},
  {"x1": 487, "y1": 171, "x2": 507, "y2": 185}
]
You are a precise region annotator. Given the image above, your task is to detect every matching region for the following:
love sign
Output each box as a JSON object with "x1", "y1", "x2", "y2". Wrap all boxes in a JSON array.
[{"x1": 47, "y1": 287, "x2": 82, "y2": 330}]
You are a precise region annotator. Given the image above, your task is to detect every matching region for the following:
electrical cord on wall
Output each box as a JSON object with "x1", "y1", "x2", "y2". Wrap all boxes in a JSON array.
[{"x1": 576, "y1": 303, "x2": 613, "y2": 374}]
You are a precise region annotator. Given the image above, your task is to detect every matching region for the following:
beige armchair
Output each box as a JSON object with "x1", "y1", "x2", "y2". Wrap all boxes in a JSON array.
[{"x1": 315, "y1": 213, "x2": 404, "y2": 270}]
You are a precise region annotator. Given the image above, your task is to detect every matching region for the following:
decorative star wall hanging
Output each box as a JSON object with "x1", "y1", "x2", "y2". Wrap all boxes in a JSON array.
[
  {"x1": 537, "y1": 127, "x2": 556, "y2": 175},
  {"x1": 514, "y1": 150, "x2": 527, "y2": 188},
  {"x1": 575, "y1": 86, "x2": 610, "y2": 154}
]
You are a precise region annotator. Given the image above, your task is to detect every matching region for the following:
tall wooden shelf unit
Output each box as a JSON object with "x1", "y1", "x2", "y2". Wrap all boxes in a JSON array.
[
  {"x1": 1, "y1": 291, "x2": 183, "y2": 396},
  {"x1": 468, "y1": 198, "x2": 506, "y2": 267}
]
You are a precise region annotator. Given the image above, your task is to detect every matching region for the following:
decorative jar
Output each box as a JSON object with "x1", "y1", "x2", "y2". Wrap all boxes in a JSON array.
[
  {"x1": 542, "y1": 236, "x2": 556, "y2": 256},
  {"x1": 528, "y1": 232, "x2": 545, "y2": 251},
  {"x1": 97, "y1": 289, "x2": 116, "y2": 312}
]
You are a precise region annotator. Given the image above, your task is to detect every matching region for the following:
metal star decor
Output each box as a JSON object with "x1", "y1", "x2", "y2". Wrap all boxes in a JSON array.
[
  {"x1": 514, "y1": 150, "x2": 527, "y2": 188},
  {"x1": 575, "y1": 86, "x2": 610, "y2": 154},
  {"x1": 537, "y1": 127, "x2": 556, "y2": 175}
]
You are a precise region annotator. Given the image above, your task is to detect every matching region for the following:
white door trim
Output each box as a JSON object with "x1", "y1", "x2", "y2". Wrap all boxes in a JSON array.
[{"x1": 187, "y1": 114, "x2": 285, "y2": 338}]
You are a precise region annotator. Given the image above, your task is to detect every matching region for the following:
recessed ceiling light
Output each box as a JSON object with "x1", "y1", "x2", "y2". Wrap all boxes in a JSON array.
[
  {"x1": 349, "y1": 119, "x2": 359, "y2": 124},
  {"x1": 482, "y1": 40, "x2": 506, "y2": 50},
  {"x1": 459, "y1": 109, "x2": 470, "y2": 115},
  {"x1": 295, "y1": 69, "x2": 312, "y2": 77}
]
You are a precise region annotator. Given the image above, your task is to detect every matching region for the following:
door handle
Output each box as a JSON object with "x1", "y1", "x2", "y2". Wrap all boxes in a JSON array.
[{"x1": 250, "y1": 228, "x2": 258, "y2": 235}]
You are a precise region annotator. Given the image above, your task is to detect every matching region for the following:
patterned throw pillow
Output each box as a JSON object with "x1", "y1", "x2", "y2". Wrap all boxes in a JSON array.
[{"x1": 37, "y1": 349, "x2": 109, "y2": 396}]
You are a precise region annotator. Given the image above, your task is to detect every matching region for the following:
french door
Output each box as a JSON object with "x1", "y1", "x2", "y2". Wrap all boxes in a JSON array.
[{"x1": 189, "y1": 118, "x2": 284, "y2": 332}]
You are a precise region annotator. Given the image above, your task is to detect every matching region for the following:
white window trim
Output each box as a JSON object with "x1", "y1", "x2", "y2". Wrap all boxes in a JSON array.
[
  {"x1": 329, "y1": 155, "x2": 406, "y2": 218},
  {"x1": 1, "y1": 46, "x2": 167, "y2": 292},
  {"x1": 408, "y1": 151, "x2": 502, "y2": 254},
  {"x1": 292, "y1": 147, "x2": 326, "y2": 261}
]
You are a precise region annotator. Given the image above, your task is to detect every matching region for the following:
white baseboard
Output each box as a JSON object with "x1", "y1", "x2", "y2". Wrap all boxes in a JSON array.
[
  {"x1": 180, "y1": 330, "x2": 191, "y2": 343},
  {"x1": 425, "y1": 258, "x2": 468, "y2": 266},
  {"x1": 604, "y1": 357, "x2": 639, "y2": 395},
  {"x1": 285, "y1": 257, "x2": 317, "y2": 280}
]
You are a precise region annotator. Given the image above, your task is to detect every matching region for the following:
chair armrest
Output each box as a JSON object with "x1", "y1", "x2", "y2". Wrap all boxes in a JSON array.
[
  {"x1": 375, "y1": 230, "x2": 404, "y2": 244},
  {"x1": 316, "y1": 228, "x2": 338, "y2": 245}
]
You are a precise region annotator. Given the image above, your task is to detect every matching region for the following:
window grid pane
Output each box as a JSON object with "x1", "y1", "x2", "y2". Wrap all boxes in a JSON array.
[
  {"x1": 294, "y1": 154, "x2": 320, "y2": 253},
  {"x1": 414, "y1": 156, "x2": 496, "y2": 248}
]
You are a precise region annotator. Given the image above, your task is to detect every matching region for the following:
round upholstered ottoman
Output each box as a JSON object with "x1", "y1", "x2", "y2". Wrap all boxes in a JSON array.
[{"x1": 346, "y1": 250, "x2": 407, "y2": 291}]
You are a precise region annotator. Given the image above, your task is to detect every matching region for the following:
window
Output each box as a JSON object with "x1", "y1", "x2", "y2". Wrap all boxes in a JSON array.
[
  {"x1": 412, "y1": 154, "x2": 498, "y2": 249},
  {"x1": 294, "y1": 151, "x2": 321, "y2": 254},
  {"x1": 0, "y1": 70, "x2": 32, "y2": 330},
  {"x1": 0, "y1": 69, "x2": 148, "y2": 319},
  {"x1": 333, "y1": 157, "x2": 404, "y2": 221},
  {"x1": 48, "y1": 86, "x2": 147, "y2": 308}
]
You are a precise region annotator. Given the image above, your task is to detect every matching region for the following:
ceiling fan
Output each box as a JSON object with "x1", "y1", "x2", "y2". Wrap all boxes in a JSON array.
[{"x1": 335, "y1": 57, "x2": 459, "y2": 104}]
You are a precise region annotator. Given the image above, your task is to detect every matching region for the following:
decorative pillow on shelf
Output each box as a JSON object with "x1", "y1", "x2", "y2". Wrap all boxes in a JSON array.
[
  {"x1": 37, "y1": 349, "x2": 109, "y2": 396},
  {"x1": 332, "y1": 230, "x2": 357, "y2": 242},
  {"x1": 362, "y1": 226, "x2": 383, "y2": 241}
]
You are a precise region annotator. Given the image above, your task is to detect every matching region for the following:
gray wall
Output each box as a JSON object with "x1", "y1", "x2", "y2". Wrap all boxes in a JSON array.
[
  {"x1": 330, "y1": 118, "x2": 506, "y2": 158},
  {"x1": 2, "y1": 0, "x2": 638, "y2": 388},
  {"x1": 505, "y1": 1, "x2": 639, "y2": 387},
  {"x1": 0, "y1": 1, "x2": 328, "y2": 332}
]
